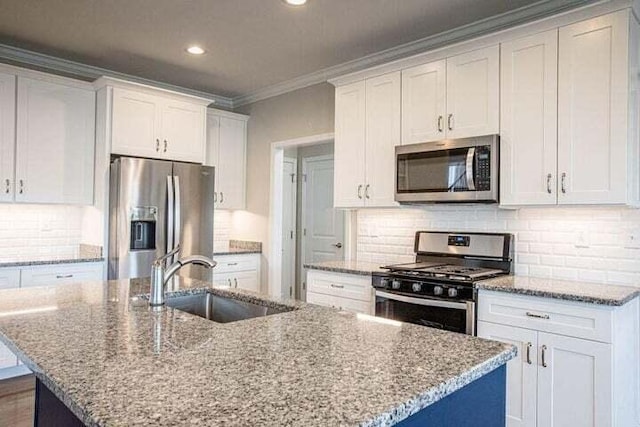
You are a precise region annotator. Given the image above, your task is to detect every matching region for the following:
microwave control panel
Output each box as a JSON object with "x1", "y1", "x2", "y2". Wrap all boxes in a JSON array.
[{"x1": 475, "y1": 146, "x2": 491, "y2": 191}]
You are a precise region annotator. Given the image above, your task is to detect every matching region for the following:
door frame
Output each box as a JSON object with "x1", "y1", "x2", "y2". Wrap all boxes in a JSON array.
[
  {"x1": 269, "y1": 133, "x2": 356, "y2": 298},
  {"x1": 282, "y1": 156, "x2": 297, "y2": 299}
]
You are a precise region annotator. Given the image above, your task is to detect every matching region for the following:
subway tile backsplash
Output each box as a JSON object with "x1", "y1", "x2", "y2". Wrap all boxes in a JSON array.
[
  {"x1": 357, "y1": 206, "x2": 640, "y2": 287},
  {"x1": 0, "y1": 204, "x2": 84, "y2": 261}
]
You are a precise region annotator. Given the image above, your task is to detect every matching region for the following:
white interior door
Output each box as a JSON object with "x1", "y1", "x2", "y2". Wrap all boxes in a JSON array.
[
  {"x1": 302, "y1": 155, "x2": 345, "y2": 286},
  {"x1": 282, "y1": 158, "x2": 297, "y2": 299}
]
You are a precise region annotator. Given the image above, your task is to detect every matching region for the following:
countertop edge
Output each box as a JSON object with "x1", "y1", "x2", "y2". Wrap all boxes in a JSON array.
[
  {"x1": 303, "y1": 264, "x2": 379, "y2": 276},
  {"x1": 0, "y1": 258, "x2": 105, "y2": 268},
  {"x1": 475, "y1": 282, "x2": 640, "y2": 307},
  {"x1": 213, "y1": 250, "x2": 262, "y2": 256},
  {"x1": 361, "y1": 346, "x2": 517, "y2": 427}
]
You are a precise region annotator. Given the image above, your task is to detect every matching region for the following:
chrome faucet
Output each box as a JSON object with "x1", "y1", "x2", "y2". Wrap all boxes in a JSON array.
[{"x1": 149, "y1": 245, "x2": 217, "y2": 306}]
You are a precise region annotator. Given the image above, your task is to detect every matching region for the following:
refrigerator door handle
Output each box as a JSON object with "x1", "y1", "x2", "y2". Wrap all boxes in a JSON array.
[
  {"x1": 173, "y1": 175, "x2": 181, "y2": 262},
  {"x1": 166, "y1": 175, "x2": 175, "y2": 256}
]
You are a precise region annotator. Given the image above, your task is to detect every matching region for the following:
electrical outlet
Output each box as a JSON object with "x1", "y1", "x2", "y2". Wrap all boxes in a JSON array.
[
  {"x1": 574, "y1": 230, "x2": 590, "y2": 248},
  {"x1": 625, "y1": 228, "x2": 640, "y2": 249}
]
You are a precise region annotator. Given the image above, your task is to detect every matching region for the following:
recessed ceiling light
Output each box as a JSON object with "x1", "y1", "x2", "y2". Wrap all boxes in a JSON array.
[
  {"x1": 186, "y1": 45, "x2": 206, "y2": 55},
  {"x1": 283, "y1": 0, "x2": 307, "y2": 5}
]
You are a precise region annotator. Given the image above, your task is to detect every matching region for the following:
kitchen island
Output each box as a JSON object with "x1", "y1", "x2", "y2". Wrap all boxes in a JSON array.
[{"x1": 0, "y1": 278, "x2": 515, "y2": 426}]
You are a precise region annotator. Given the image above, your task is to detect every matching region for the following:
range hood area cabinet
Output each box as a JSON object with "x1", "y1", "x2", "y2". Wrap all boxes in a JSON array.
[
  {"x1": 94, "y1": 77, "x2": 211, "y2": 164},
  {"x1": 205, "y1": 109, "x2": 249, "y2": 210},
  {"x1": 0, "y1": 66, "x2": 95, "y2": 205},
  {"x1": 500, "y1": 10, "x2": 640, "y2": 207},
  {"x1": 334, "y1": 72, "x2": 400, "y2": 208},
  {"x1": 402, "y1": 45, "x2": 499, "y2": 144}
]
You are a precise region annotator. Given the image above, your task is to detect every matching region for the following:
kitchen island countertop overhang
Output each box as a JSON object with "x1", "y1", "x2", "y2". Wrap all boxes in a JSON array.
[{"x1": 0, "y1": 278, "x2": 515, "y2": 426}]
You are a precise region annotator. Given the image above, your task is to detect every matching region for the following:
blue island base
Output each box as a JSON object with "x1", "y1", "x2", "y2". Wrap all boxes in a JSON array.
[{"x1": 397, "y1": 365, "x2": 506, "y2": 427}]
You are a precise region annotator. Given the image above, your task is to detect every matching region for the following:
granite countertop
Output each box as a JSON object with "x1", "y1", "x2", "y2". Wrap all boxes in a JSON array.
[
  {"x1": 476, "y1": 275, "x2": 640, "y2": 306},
  {"x1": 213, "y1": 239, "x2": 262, "y2": 256},
  {"x1": 0, "y1": 278, "x2": 514, "y2": 427},
  {"x1": 0, "y1": 257, "x2": 104, "y2": 268},
  {"x1": 304, "y1": 260, "x2": 388, "y2": 276},
  {"x1": 213, "y1": 248, "x2": 262, "y2": 256}
]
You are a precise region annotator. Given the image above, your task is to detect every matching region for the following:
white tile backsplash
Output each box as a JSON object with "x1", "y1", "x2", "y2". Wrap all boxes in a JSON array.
[
  {"x1": 0, "y1": 205, "x2": 84, "y2": 261},
  {"x1": 214, "y1": 210, "x2": 232, "y2": 252},
  {"x1": 357, "y1": 206, "x2": 640, "y2": 287}
]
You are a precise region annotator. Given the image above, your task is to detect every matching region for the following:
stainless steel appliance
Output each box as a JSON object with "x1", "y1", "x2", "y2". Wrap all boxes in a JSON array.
[
  {"x1": 372, "y1": 231, "x2": 513, "y2": 334},
  {"x1": 395, "y1": 135, "x2": 499, "y2": 203},
  {"x1": 108, "y1": 157, "x2": 215, "y2": 281}
]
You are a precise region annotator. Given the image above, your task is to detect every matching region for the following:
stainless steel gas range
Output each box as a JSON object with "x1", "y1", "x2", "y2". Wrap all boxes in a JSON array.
[{"x1": 372, "y1": 231, "x2": 514, "y2": 335}]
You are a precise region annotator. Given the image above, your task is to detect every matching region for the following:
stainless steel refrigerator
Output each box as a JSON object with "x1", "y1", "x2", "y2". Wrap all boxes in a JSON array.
[{"x1": 108, "y1": 157, "x2": 214, "y2": 281}]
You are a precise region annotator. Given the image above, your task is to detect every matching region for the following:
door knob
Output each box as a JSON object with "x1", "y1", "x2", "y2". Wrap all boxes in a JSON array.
[{"x1": 333, "y1": 243, "x2": 343, "y2": 249}]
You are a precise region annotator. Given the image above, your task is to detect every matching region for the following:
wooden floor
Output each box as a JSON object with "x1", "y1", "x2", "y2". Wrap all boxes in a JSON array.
[{"x1": 0, "y1": 374, "x2": 35, "y2": 427}]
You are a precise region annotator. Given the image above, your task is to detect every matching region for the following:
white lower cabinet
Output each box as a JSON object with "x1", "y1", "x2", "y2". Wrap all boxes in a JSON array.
[
  {"x1": 478, "y1": 290, "x2": 639, "y2": 427},
  {"x1": 306, "y1": 270, "x2": 373, "y2": 314},
  {"x1": 20, "y1": 262, "x2": 104, "y2": 288},
  {"x1": 0, "y1": 268, "x2": 20, "y2": 290},
  {"x1": 212, "y1": 253, "x2": 261, "y2": 293}
]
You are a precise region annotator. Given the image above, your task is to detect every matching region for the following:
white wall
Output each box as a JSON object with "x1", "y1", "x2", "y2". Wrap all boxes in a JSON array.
[
  {"x1": 234, "y1": 83, "x2": 335, "y2": 287},
  {"x1": 358, "y1": 206, "x2": 640, "y2": 286},
  {"x1": 0, "y1": 204, "x2": 85, "y2": 262}
]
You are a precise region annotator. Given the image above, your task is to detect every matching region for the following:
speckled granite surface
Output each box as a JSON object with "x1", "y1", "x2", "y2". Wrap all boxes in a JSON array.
[
  {"x1": 0, "y1": 277, "x2": 514, "y2": 426},
  {"x1": 0, "y1": 257, "x2": 104, "y2": 268},
  {"x1": 477, "y1": 275, "x2": 640, "y2": 306},
  {"x1": 304, "y1": 260, "x2": 387, "y2": 276}
]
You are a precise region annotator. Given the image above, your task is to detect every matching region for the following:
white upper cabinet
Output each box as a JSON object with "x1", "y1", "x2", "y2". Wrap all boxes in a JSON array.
[
  {"x1": 205, "y1": 109, "x2": 248, "y2": 210},
  {"x1": 335, "y1": 73, "x2": 400, "y2": 208},
  {"x1": 446, "y1": 45, "x2": 500, "y2": 139},
  {"x1": 365, "y1": 72, "x2": 400, "y2": 207},
  {"x1": 557, "y1": 10, "x2": 630, "y2": 204},
  {"x1": 101, "y1": 78, "x2": 210, "y2": 164},
  {"x1": 111, "y1": 88, "x2": 160, "y2": 159},
  {"x1": 0, "y1": 72, "x2": 15, "y2": 203},
  {"x1": 334, "y1": 81, "x2": 366, "y2": 208},
  {"x1": 500, "y1": 30, "x2": 558, "y2": 206},
  {"x1": 15, "y1": 76, "x2": 95, "y2": 204},
  {"x1": 160, "y1": 99, "x2": 206, "y2": 163},
  {"x1": 401, "y1": 60, "x2": 446, "y2": 144}
]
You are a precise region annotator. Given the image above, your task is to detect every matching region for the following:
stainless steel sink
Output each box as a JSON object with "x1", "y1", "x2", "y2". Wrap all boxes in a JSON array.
[{"x1": 165, "y1": 292, "x2": 292, "y2": 323}]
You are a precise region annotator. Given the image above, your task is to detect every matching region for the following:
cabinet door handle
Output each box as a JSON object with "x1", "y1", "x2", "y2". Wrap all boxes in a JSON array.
[
  {"x1": 227, "y1": 262, "x2": 238, "y2": 266},
  {"x1": 526, "y1": 311, "x2": 550, "y2": 320},
  {"x1": 56, "y1": 274, "x2": 73, "y2": 279},
  {"x1": 525, "y1": 342, "x2": 532, "y2": 365},
  {"x1": 546, "y1": 174, "x2": 552, "y2": 194},
  {"x1": 357, "y1": 184, "x2": 363, "y2": 199},
  {"x1": 18, "y1": 179, "x2": 24, "y2": 194},
  {"x1": 541, "y1": 345, "x2": 548, "y2": 368},
  {"x1": 213, "y1": 192, "x2": 218, "y2": 203},
  {"x1": 156, "y1": 139, "x2": 160, "y2": 152},
  {"x1": 4, "y1": 179, "x2": 9, "y2": 194},
  {"x1": 561, "y1": 172, "x2": 567, "y2": 194},
  {"x1": 447, "y1": 114, "x2": 454, "y2": 131},
  {"x1": 437, "y1": 115, "x2": 444, "y2": 132},
  {"x1": 220, "y1": 192, "x2": 224, "y2": 203},
  {"x1": 330, "y1": 284, "x2": 344, "y2": 289},
  {"x1": 227, "y1": 279, "x2": 232, "y2": 286},
  {"x1": 365, "y1": 184, "x2": 370, "y2": 199},
  {"x1": 234, "y1": 278, "x2": 238, "y2": 288},
  {"x1": 163, "y1": 140, "x2": 168, "y2": 153}
]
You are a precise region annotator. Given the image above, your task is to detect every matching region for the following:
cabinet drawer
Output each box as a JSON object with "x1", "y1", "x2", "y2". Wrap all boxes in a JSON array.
[
  {"x1": 20, "y1": 262, "x2": 104, "y2": 288},
  {"x1": 478, "y1": 290, "x2": 613, "y2": 343},
  {"x1": 307, "y1": 291, "x2": 372, "y2": 314},
  {"x1": 0, "y1": 268, "x2": 20, "y2": 290},
  {"x1": 213, "y1": 254, "x2": 259, "y2": 273},
  {"x1": 307, "y1": 270, "x2": 372, "y2": 302}
]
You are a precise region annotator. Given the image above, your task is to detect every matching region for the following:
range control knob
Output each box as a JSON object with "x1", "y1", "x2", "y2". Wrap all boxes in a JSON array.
[
  {"x1": 391, "y1": 280, "x2": 402, "y2": 290},
  {"x1": 411, "y1": 282, "x2": 422, "y2": 292},
  {"x1": 448, "y1": 287, "x2": 459, "y2": 298},
  {"x1": 433, "y1": 286, "x2": 443, "y2": 296},
  {"x1": 379, "y1": 278, "x2": 389, "y2": 288}
]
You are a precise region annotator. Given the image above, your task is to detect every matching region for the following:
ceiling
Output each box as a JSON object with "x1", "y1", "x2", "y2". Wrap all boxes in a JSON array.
[{"x1": 0, "y1": 0, "x2": 565, "y2": 102}]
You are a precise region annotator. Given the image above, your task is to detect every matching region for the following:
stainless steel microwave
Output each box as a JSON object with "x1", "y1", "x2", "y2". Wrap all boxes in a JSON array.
[{"x1": 395, "y1": 135, "x2": 499, "y2": 203}]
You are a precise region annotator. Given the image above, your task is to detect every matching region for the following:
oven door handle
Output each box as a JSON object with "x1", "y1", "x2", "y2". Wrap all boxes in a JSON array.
[
  {"x1": 375, "y1": 290, "x2": 468, "y2": 310},
  {"x1": 466, "y1": 147, "x2": 476, "y2": 191}
]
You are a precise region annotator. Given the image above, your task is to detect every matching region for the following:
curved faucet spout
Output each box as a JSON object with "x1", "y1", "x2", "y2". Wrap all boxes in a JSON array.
[
  {"x1": 163, "y1": 256, "x2": 217, "y2": 285},
  {"x1": 149, "y1": 254, "x2": 217, "y2": 306}
]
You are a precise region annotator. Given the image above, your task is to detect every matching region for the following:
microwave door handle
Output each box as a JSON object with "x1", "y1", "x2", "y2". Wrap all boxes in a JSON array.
[
  {"x1": 466, "y1": 147, "x2": 476, "y2": 191},
  {"x1": 166, "y1": 175, "x2": 175, "y2": 258}
]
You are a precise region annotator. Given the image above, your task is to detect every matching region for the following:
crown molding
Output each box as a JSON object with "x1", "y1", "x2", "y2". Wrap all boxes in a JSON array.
[
  {"x1": 0, "y1": 43, "x2": 234, "y2": 108},
  {"x1": 231, "y1": 0, "x2": 596, "y2": 107}
]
